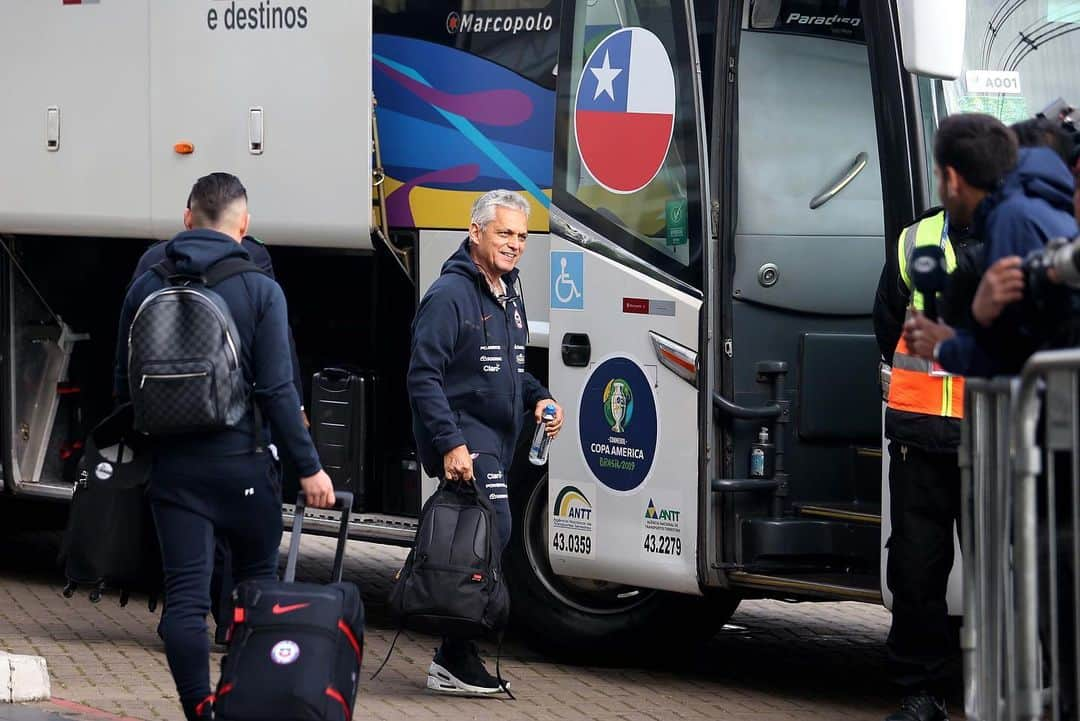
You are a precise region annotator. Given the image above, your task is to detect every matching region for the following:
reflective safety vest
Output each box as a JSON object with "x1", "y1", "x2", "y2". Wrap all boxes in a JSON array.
[{"x1": 886, "y1": 211, "x2": 965, "y2": 419}]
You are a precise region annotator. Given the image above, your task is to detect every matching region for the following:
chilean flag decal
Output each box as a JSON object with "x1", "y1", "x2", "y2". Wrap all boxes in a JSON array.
[{"x1": 574, "y1": 28, "x2": 675, "y2": 195}]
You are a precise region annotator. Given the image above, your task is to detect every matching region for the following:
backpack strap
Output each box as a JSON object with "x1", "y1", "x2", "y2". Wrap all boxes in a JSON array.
[
  {"x1": 201, "y1": 257, "x2": 267, "y2": 455},
  {"x1": 204, "y1": 257, "x2": 265, "y2": 286},
  {"x1": 150, "y1": 260, "x2": 182, "y2": 282},
  {"x1": 149, "y1": 258, "x2": 264, "y2": 286}
]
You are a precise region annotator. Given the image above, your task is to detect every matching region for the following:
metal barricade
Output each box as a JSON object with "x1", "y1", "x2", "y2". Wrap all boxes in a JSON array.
[
  {"x1": 962, "y1": 349, "x2": 1080, "y2": 721},
  {"x1": 961, "y1": 377, "x2": 1018, "y2": 721}
]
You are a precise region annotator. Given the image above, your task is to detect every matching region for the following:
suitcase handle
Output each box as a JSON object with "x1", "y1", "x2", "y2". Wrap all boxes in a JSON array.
[
  {"x1": 319, "y1": 367, "x2": 353, "y2": 381},
  {"x1": 284, "y1": 491, "x2": 353, "y2": 584}
]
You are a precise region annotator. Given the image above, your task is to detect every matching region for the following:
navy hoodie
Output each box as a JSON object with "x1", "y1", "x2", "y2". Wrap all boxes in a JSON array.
[
  {"x1": 114, "y1": 229, "x2": 321, "y2": 476},
  {"x1": 938, "y1": 147, "x2": 1079, "y2": 376},
  {"x1": 408, "y1": 240, "x2": 551, "y2": 478}
]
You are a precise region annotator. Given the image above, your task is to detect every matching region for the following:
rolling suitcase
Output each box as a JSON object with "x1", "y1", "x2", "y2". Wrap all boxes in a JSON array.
[
  {"x1": 310, "y1": 369, "x2": 371, "y2": 508},
  {"x1": 59, "y1": 403, "x2": 162, "y2": 608},
  {"x1": 214, "y1": 491, "x2": 363, "y2": 721}
]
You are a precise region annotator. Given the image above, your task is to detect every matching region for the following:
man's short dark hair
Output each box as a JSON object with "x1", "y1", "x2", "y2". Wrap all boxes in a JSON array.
[
  {"x1": 934, "y1": 113, "x2": 1018, "y2": 192},
  {"x1": 1011, "y1": 117, "x2": 1073, "y2": 165},
  {"x1": 186, "y1": 172, "x2": 248, "y2": 226}
]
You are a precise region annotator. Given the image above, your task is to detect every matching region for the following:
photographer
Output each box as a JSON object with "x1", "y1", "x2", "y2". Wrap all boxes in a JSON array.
[
  {"x1": 904, "y1": 116, "x2": 1079, "y2": 375},
  {"x1": 969, "y1": 117, "x2": 1080, "y2": 330}
]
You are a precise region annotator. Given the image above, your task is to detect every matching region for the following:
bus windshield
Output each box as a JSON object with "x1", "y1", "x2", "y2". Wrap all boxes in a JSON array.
[{"x1": 940, "y1": 0, "x2": 1080, "y2": 122}]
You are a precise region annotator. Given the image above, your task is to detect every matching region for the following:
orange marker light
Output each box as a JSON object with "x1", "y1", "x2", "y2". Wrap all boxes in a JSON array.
[{"x1": 173, "y1": 142, "x2": 195, "y2": 155}]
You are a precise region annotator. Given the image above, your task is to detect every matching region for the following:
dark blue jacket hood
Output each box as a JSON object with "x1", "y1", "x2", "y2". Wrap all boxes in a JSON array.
[
  {"x1": 441, "y1": 239, "x2": 521, "y2": 306},
  {"x1": 999, "y1": 146, "x2": 1075, "y2": 216},
  {"x1": 165, "y1": 229, "x2": 251, "y2": 275},
  {"x1": 975, "y1": 147, "x2": 1076, "y2": 243}
]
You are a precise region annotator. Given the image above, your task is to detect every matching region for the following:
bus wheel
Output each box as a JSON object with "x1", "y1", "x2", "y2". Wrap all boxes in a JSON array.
[{"x1": 505, "y1": 469, "x2": 740, "y2": 663}]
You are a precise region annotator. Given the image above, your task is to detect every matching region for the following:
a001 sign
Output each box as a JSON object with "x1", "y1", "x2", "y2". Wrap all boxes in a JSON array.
[{"x1": 966, "y1": 70, "x2": 1022, "y2": 96}]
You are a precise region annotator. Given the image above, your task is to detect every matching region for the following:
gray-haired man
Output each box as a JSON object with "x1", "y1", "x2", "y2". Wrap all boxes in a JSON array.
[{"x1": 408, "y1": 189, "x2": 563, "y2": 694}]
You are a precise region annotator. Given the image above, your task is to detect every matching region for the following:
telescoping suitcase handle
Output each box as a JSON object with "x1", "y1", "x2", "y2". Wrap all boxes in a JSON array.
[{"x1": 284, "y1": 491, "x2": 353, "y2": 584}]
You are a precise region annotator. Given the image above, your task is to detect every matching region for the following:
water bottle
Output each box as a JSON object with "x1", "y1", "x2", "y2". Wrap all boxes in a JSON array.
[
  {"x1": 528, "y1": 404, "x2": 557, "y2": 466},
  {"x1": 749, "y1": 427, "x2": 775, "y2": 479}
]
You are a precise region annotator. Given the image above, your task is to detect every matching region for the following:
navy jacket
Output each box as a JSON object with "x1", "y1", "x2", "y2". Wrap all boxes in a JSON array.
[
  {"x1": 938, "y1": 147, "x2": 1079, "y2": 377},
  {"x1": 114, "y1": 229, "x2": 321, "y2": 476},
  {"x1": 132, "y1": 236, "x2": 304, "y2": 402},
  {"x1": 408, "y1": 240, "x2": 550, "y2": 478}
]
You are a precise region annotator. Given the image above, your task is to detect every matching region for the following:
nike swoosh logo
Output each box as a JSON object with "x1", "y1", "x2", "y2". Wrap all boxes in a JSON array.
[{"x1": 271, "y1": 602, "x2": 311, "y2": 615}]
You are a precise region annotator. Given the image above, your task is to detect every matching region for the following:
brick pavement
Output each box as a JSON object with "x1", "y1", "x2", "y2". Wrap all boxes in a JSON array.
[{"x1": 0, "y1": 529, "x2": 962, "y2": 721}]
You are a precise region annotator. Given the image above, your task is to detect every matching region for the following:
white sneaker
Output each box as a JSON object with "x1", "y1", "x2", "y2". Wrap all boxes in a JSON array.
[{"x1": 427, "y1": 643, "x2": 508, "y2": 697}]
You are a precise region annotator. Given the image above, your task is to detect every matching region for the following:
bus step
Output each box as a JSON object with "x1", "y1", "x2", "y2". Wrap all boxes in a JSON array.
[
  {"x1": 727, "y1": 570, "x2": 881, "y2": 603},
  {"x1": 281, "y1": 504, "x2": 418, "y2": 547},
  {"x1": 792, "y1": 502, "x2": 880, "y2": 525}
]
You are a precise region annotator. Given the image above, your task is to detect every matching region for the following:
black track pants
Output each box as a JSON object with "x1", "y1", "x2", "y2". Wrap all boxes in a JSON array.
[
  {"x1": 150, "y1": 453, "x2": 283, "y2": 709},
  {"x1": 885, "y1": 441, "x2": 962, "y2": 693}
]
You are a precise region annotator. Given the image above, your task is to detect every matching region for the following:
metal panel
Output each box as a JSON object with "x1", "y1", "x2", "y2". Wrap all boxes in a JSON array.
[
  {"x1": 737, "y1": 30, "x2": 884, "y2": 238},
  {"x1": 732, "y1": 234, "x2": 883, "y2": 315},
  {"x1": 0, "y1": 0, "x2": 152, "y2": 238},
  {"x1": 148, "y1": 2, "x2": 372, "y2": 248}
]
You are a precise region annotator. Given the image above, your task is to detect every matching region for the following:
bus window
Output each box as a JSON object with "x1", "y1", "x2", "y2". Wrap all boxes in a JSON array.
[
  {"x1": 553, "y1": 0, "x2": 705, "y2": 289},
  {"x1": 748, "y1": 0, "x2": 864, "y2": 43},
  {"x1": 933, "y1": 0, "x2": 1080, "y2": 127},
  {"x1": 737, "y1": 4, "x2": 883, "y2": 241}
]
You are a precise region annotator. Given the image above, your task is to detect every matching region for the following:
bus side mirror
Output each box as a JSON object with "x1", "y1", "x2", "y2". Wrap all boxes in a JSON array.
[{"x1": 896, "y1": 0, "x2": 966, "y2": 80}]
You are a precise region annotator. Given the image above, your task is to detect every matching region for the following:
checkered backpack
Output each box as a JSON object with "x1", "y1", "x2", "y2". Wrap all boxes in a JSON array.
[{"x1": 128, "y1": 257, "x2": 262, "y2": 436}]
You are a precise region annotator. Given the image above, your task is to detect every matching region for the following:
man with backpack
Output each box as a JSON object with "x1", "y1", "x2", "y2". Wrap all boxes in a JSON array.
[
  {"x1": 130, "y1": 231, "x2": 306, "y2": 646},
  {"x1": 114, "y1": 172, "x2": 335, "y2": 721},
  {"x1": 407, "y1": 189, "x2": 563, "y2": 696}
]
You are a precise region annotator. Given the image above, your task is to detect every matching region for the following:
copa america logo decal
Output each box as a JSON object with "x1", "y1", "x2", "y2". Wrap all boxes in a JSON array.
[
  {"x1": 603, "y1": 378, "x2": 633, "y2": 433},
  {"x1": 579, "y1": 357, "x2": 657, "y2": 492}
]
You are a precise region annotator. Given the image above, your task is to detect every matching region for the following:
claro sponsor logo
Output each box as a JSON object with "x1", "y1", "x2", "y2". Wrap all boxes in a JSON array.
[{"x1": 447, "y1": 10, "x2": 554, "y2": 35}]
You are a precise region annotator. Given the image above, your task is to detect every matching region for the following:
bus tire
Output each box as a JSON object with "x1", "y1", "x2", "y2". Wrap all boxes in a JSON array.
[{"x1": 505, "y1": 462, "x2": 740, "y2": 663}]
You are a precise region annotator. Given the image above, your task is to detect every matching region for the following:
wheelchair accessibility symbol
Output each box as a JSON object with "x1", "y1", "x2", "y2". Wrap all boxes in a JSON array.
[{"x1": 551, "y1": 251, "x2": 584, "y2": 310}]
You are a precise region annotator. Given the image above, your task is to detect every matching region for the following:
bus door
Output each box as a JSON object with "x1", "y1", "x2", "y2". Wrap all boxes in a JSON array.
[
  {"x1": 712, "y1": 1, "x2": 888, "y2": 593},
  {"x1": 546, "y1": 0, "x2": 712, "y2": 594}
]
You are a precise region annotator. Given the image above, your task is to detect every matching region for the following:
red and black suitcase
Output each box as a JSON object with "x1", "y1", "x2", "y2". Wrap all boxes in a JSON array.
[{"x1": 214, "y1": 492, "x2": 363, "y2": 721}]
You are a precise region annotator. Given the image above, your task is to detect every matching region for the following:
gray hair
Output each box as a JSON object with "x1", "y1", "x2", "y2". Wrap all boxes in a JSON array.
[{"x1": 470, "y1": 189, "x2": 531, "y2": 230}]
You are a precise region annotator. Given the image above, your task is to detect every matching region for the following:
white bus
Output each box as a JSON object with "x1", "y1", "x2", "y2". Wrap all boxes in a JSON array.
[{"x1": 3, "y1": 0, "x2": 1075, "y2": 659}]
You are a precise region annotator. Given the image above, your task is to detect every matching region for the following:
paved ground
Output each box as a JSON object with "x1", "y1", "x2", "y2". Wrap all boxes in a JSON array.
[{"x1": 0, "y1": 528, "x2": 963, "y2": 721}]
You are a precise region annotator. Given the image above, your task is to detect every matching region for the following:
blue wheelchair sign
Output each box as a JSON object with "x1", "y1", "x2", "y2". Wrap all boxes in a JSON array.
[{"x1": 550, "y1": 251, "x2": 584, "y2": 310}]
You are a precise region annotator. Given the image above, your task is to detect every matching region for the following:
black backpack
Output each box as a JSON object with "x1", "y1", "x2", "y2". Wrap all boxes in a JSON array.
[
  {"x1": 387, "y1": 482, "x2": 510, "y2": 638},
  {"x1": 60, "y1": 403, "x2": 162, "y2": 608},
  {"x1": 127, "y1": 257, "x2": 261, "y2": 436}
]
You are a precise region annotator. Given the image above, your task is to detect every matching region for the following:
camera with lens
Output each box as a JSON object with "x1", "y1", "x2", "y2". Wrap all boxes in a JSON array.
[
  {"x1": 1019, "y1": 100, "x2": 1080, "y2": 299},
  {"x1": 1023, "y1": 234, "x2": 1080, "y2": 292}
]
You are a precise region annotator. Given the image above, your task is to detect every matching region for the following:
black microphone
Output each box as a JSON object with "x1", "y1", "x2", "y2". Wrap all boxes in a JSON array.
[{"x1": 909, "y1": 245, "x2": 949, "y2": 321}]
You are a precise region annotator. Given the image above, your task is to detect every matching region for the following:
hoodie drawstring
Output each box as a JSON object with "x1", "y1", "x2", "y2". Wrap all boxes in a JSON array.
[
  {"x1": 474, "y1": 275, "x2": 491, "y2": 345},
  {"x1": 514, "y1": 277, "x2": 530, "y2": 344}
]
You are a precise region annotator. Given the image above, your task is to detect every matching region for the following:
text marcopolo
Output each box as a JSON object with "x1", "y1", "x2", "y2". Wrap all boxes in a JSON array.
[{"x1": 456, "y1": 12, "x2": 554, "y2": 34}]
